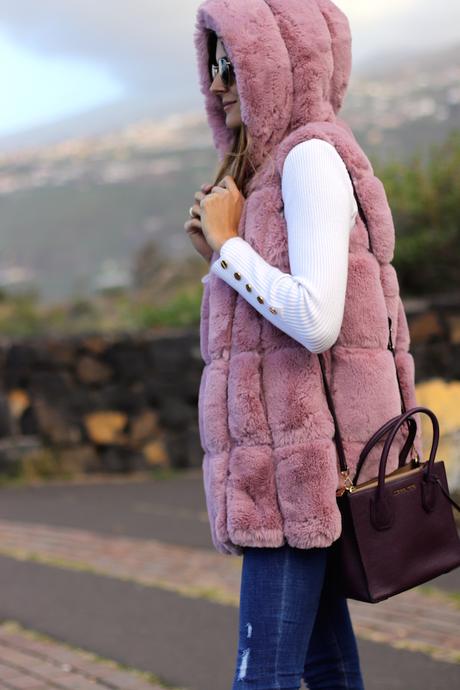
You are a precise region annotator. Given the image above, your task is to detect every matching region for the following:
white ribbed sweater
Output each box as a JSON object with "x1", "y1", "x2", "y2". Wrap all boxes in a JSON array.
[{"x1": 201, "y1": 138, "x2": 358, "y2": 353}]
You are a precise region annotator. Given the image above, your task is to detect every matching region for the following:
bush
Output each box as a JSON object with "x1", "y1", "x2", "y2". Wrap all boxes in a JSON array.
[
  {"x1": 132, "y1": 284, "x2": 202, "y2": 329},
  {"x1": 377, "y1": 128, "x2": 460, "y2": 296}
]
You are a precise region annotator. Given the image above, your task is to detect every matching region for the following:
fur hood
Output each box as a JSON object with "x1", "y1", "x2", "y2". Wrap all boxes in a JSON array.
[{"x1": 194, "y1": 0, "x2": 352, "y2": 168}]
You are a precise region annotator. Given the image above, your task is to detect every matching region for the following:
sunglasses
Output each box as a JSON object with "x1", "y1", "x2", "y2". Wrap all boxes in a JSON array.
[{"x1": 210, "y1": 57, "x2": 236, "y2": 88}]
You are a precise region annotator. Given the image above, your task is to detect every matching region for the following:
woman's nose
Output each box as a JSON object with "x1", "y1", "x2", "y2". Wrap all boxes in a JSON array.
[{"x1": 209, "y1": 73, "x2": 226, "y2": 93}]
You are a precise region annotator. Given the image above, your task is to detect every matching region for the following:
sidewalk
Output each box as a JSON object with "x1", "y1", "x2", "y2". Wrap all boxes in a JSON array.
[
  {"x1": 0, "y1": 472, "x2": 458, "y2": 690},
  {"x1": 0, "y1": 517, "x2": 458, "y2": 664},
  {"x1": 0, "y1": 620, "x2": 172, "y2": 690}
]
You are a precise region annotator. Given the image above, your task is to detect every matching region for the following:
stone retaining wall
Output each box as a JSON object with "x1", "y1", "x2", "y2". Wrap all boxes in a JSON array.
[
  {"x1": 0, "y1": 328, "x2": 203, "y2": 475},
  {"x1": 0, "y1": 291, "x2": 459, "y2": 480}
]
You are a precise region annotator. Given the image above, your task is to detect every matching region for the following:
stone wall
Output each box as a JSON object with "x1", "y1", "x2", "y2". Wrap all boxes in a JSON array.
[
  {"x1": 404, "y1": 292, "x2": 460, "y2": 490},
  {"x1": 404, "y1": 292, "x2": 460, "y2": 380},
  {"x1": 0, "y1": 328, "x2": 204, "y2": 475},
  {"x1": 0, "y1": 291, "x2": 459, "y2": 482}
]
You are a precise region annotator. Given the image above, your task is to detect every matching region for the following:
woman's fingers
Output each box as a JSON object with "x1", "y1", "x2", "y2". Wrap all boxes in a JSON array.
[
  {"x1": 190, "y1": 184, "x2": 213, "y2": 220},
  {"x1": 184, "y1": 217, "x2": 203, "y2": 232},
  {"x1": 190, "y1": 193, "x2": 204, "y2": 218},
  {"x1": 191, "y1": 189, "x2": 208, "y2": 217}
]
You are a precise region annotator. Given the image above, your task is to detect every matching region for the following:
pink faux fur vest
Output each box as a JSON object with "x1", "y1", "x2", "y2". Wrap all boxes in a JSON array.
[{"x1": 194, "y1": 0, "x2": 423, "y2": 556}]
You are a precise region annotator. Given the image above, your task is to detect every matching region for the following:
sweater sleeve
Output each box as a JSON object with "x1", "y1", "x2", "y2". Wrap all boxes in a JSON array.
[{"x1": 207, "y1": 138, "x2": 358, "y2": 353}]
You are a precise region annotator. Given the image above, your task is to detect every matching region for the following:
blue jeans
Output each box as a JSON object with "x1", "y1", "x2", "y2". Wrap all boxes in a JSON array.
[{"x1": 231, "y1": 543, "x2": 365, "y2": 690}]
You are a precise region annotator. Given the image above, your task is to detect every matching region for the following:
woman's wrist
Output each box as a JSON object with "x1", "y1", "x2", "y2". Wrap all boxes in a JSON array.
[{"x1": 216, "y1": 231, "x2": 239, "y2": 254}]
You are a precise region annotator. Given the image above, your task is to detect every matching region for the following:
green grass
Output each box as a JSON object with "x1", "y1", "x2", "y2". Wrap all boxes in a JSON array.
[
  {"x1": 0, "y1": 282, "x2": 203, "y2": 337},
  {"x1": 131, "y1": 285, "x2": 202, "y2": 329}
]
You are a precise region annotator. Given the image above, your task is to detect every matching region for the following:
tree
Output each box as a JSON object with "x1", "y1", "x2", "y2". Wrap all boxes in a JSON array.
[{"x1": 377, "y1": 128, "x2": 460, "y2": 296}]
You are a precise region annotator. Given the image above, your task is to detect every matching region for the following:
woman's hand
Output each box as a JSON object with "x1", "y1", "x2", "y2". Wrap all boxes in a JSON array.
[
  {"x1": 184, "y1": 183, "x2": 214, "y2": 264},
  {"x1": 200, "y1": 176, "x2": 245, "y2": 253}
]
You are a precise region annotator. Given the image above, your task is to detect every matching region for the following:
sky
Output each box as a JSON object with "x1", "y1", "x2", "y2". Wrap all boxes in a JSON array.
[{"x1": 0, "y1": 0, "x2": 459, "y2": 138}]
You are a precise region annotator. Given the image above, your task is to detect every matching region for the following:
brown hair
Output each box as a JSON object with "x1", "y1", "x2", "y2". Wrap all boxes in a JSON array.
[{"x1": 206, "y1": 30, "x2": 258, "y2": 197}]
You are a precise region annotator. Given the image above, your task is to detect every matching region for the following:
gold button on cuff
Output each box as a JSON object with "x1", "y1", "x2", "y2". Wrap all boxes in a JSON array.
[
  {"x1": 245, "y1": 283, "x2": 252, "y2": 292},
  {"x1": 269, "y1": 306, "x2": 278, "y2": 314},
  {"x1": 234, "y1": 271, "x2": 241, "y2": 280},
  {"x1": 220, "y1": 259, "x2": 228, "y2": 269},
  {"x1": 257, "y1": 296, "x2": 264, "y2": 304}
]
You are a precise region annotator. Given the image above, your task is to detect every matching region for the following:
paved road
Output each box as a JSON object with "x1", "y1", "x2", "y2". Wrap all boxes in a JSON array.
[
  {"x1": 0, "y1": 471, "x2": 458, "y2": 593},
  {"x1": 0, "y1": 471, "x2": 458, "y2": 690},
  {"x1": 0, "y1": 471, "x2": 212, "y2": 550},
  {"x1": 1, "y1": 554, "x2": 459, "y2": 690}
]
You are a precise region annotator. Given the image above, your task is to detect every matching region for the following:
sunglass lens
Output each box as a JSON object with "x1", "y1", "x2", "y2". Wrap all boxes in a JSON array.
[
  {"x1": 210, "y1": 58, "x2": 234, "y2": 87},
  {"x1": 224, "y1": 61, "x2": 235, "y2": 87},
  {"x1": 220, "y1": 60, "x2": 230, "y2": 87}
]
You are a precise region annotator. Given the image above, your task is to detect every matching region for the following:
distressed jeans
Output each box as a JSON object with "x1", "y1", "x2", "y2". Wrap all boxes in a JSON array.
[{"x1": 231, "y1": 542, "x2": 365, "y2": 690}]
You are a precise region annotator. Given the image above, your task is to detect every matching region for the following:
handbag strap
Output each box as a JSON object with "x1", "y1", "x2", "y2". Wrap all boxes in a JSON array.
[
  {"x1": 318, "y1": 353, "x2": 347, "y2": 472},
  {"x1": 318, "y1": 170, "x2": 413, "y2": 476},
  {"x1": 426, "y1": 474, "x2": 460, "y2": 512}
]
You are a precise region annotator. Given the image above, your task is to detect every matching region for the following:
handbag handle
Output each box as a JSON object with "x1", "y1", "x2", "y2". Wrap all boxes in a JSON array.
[
  {"x1": 376, "y1": 406, "x2": 438, "y2": 499},
  {"x1": 367, "y1": 405, "x2": 460, "y2": 530},
  {"x1": 372, "y1": 405, "x2": 460, "y2": 514},
  {"x1": 349, "y1": 405, "x2": 460, "y2": 519},
  {"x1": 353, "y1": 415, "x2": 417, "y2": 486},
  {"x1": 318, "y1": 169, "x2": 418, "y2": 481}
]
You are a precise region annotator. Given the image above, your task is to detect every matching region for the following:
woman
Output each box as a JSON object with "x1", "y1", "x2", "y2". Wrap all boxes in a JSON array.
[{"x1": 185, "y1": 1, "x2": 423, "y2": 688}]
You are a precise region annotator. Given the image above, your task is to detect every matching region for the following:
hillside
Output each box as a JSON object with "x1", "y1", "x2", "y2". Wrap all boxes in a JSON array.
[{"x1": 0, "y1": 41, "x2": 459, "y2": 302}]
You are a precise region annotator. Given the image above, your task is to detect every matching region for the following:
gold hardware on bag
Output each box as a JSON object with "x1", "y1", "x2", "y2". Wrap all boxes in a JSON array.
[
  {"x1": 410, "y1": 447, "x2": 421, "y2": 464},
  {"x1": 336, "y1": 469, "x2": 354, "y2": 496},
  {"x1": 349, "y1": 461, "x2": 426, "y2": 494}
]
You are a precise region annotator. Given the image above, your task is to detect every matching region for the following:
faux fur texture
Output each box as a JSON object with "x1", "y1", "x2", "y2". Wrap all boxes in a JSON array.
[{"x1": 194, "y1": 0, "x2": 423, "y2": 556}]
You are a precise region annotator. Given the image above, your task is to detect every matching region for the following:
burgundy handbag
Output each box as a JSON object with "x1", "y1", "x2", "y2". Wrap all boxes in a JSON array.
[
  {"x1": 319, "y1": 391, "x2": 460, "y2": 603},
  {"x1": 316, "y1": 178, "x2": 460, "y2": 603}
]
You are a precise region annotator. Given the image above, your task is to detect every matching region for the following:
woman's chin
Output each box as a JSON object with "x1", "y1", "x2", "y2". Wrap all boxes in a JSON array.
[{"x1": 225, "y1": 113, "x2": 241, "y2": 129}]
